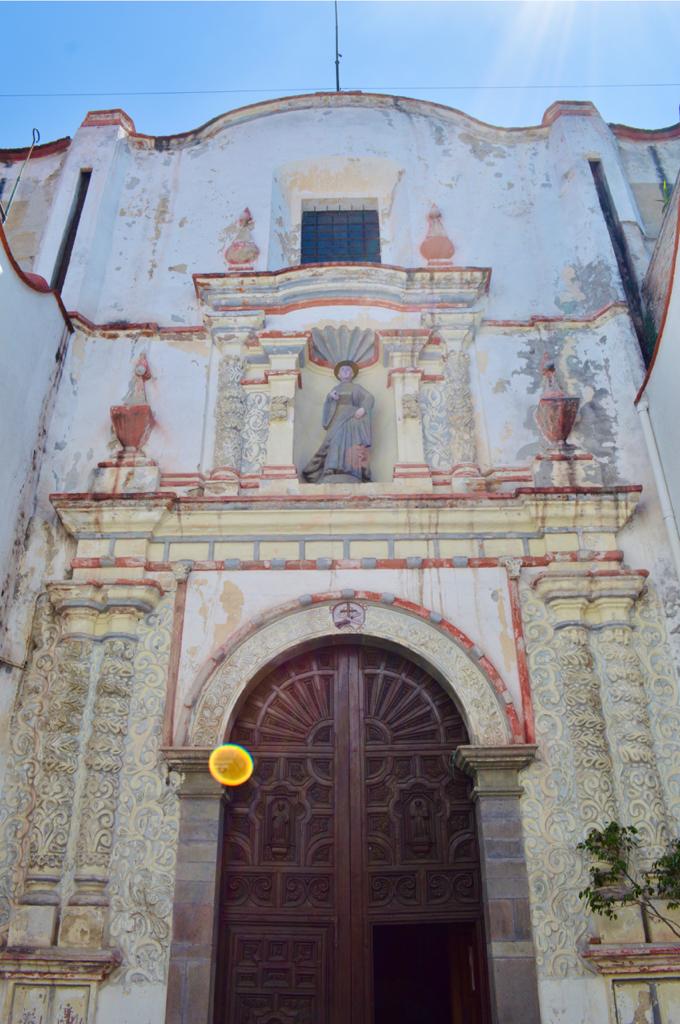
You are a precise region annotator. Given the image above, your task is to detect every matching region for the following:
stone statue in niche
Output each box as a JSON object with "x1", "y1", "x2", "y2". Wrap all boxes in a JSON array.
[{"x1": 302, "y1": 361, "x2": 374, "y2": 483}]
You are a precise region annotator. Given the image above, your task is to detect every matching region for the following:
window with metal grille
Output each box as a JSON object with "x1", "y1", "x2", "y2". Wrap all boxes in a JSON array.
[{"x1": 300, "y1": 208, "x2": 381, "y2": 264}]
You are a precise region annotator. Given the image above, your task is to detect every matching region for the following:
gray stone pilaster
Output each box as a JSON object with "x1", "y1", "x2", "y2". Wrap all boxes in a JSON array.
[
  {"x1": 164, "y1": 750, "x2": 225, "y2": 1024},
  {"x1": 455, "y1": 745, "x2": 541, "y2": 1024}
]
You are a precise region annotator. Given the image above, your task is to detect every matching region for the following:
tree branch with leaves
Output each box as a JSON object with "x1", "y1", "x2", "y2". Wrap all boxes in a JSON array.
[{"x1": 578, "y1": 822, "x2": 680, "y2": 940}]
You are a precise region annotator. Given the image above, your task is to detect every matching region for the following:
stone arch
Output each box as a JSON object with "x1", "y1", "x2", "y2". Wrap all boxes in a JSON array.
[{"x1": 183, "y1": 591, "x2": 522, "y2": 747}]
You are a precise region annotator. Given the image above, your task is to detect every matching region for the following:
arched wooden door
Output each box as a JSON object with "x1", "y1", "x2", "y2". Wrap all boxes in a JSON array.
[{"x1": 215, "y1": 644, "x2": 488, "y2": 1024}]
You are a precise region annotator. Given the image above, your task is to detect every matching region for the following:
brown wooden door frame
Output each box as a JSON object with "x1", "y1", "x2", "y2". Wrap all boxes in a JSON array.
[{"x1": 215, "y1": 641, "x2": 489, "y2": 1024}]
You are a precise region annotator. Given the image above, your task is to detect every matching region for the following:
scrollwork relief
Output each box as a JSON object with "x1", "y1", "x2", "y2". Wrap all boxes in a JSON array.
[
  {"x1": 420, "y1": 383, "x2": 452, "y2": 471},
  {"x1": 0, "y1": 595, "x2": 59, "y2": 937},
  {"x1": 519, "y1": 585, "x2": 590, "y2": 978},
  {"x1": 214, "y1": 355, "x2": 246, "y2": 470},
  {"x1": 75, "y1": 638, "x2": 136, "y2": 881},
  {"x1": 26, "y1": 637, "x2": 94, "y2": 880},
  {"x1": 107, "y1": 598, "x2": 179, "y2": 987},
  {"x1": 633, "y1": 585, "x2": 680, "y2": 831},
  {"x1": 445, "y1": 344, "x2": 476, "y2": 465},
  {"x1": 241, "y1": 390, "x2": 270, "y2": 476},
  {"x1": 553, "y1": 625, "x2": 617, "y2": 828},
  {"x1": 594, "y1": 623, "x2": 669, "y2": 859}
]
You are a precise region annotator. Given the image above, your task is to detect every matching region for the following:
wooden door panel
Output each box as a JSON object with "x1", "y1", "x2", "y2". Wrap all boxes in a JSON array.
[
  {"x1": 223, "y1": 924, "x2": 331, "y2": 1024},
  {"x1": 217, "y1": 644, "x2": 486, "y2": 1024}
]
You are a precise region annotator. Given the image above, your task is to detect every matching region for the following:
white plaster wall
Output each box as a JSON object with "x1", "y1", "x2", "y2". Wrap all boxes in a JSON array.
[
  {"x1": 40, "y1": 328, "x2": 209, "y2": 492},
  {"x1": 646, "y1": 268, "x2": 680, "y2": 526},
  {"x1": 175, "y1": 565, "x2": 522, "y2": 735},
  {"x1": 0, "y1": 145, "x2": 70, "y2": 271},
  {"x1": 0, "y1": 235, "x2": 69, "y2": 664},
  {"x1": 17, "y1": 98, "x2": 679, "y2": 326}
]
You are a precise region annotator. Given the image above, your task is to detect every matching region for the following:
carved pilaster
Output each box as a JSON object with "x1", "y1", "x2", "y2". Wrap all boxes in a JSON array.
[
  {"x1": 534, "y1": 572, "x2": 669, "y2": 862},
  {"x1": 382, "y1": 334, "x2": 431, "y2": 487},
  {"x1": 21, "y1": 636, "x2": 95, "y2": 916},
  {"x1": 7, "y1": 582, "x2": 163, "y2": 951},
  {"x1": 595, "y1": 622, "x2": 669, "y2": 861},
  {"x1": 533, "y1": 576, "x2": 618, "y2": 833},
  {"x1": 259, "y1": 334, "x2": 307, "y2": 488},
  {"x1": 68, "y1": 639, "x2": 136, "y2": 912},
  {"x1": 422, "y1": 312, "x2": 480, "y2": 470},
  {"x1": 213, "y1": 353, "x2": 246, "y2": 472},
  {"x1": 240, "y1": 388, "x2": 271, "y2": 476}
]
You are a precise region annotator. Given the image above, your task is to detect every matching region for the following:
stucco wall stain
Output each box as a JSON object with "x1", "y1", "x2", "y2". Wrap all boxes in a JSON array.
[
  {"x1": 555, "y1": 259, "x2": 617, "y2": 315},
  {"x1": 513, "y1": 331, "x2": 620, "y2": 480},
  {"x1": 458, "y1": 132, "x2": 509, "y2": 164}
]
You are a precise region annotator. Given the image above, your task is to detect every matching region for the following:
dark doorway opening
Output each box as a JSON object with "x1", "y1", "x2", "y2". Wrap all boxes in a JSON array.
[{"x1": 373, "y1": 922, "x2": 483, "y2": 1024}]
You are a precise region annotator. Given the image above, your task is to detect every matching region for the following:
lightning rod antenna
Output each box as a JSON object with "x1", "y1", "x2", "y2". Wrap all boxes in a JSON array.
[{"x1": 334, "y1": 0, "x2": 341, "y2": 92}]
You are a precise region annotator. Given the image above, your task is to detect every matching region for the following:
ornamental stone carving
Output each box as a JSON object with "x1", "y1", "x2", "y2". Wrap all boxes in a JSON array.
[
  {"x1": 595, "y1": 623, "x2": 669, "y2": 860},
  {"x1": 269, "y1": 395, "x2": 291, "y2": 421},
  {"x1": 520, "y1": 584, "x2": 591, "y2": 978},
  {"x1": 419, "y1": 383, "x2": 452, "y2": 470},
  {"x1": 0, "y1": 595, "x2": 60, "y2": 940},
  {"x1": 24, "y1": 637, "x2": 94, "y2": 896},
  {"x1": 241, "y1": 390, "x2": 270, "y2": 476},
  {"x1": 72, "y1": 638, "x2": 136, "y2": 901},
  {"x1": 187, "y1": 601, "x2": 510, "y2": 748},
  {"x1": 107, "y1": 597, "x2": 179, "y2": 987},
  {"x1": 445, "y1": 343, "x2": 476, "y2": 465},
  {"x1": 553, "y1": 625, "x2": 618, "y2": 827},
  {"x1": 214, "y1": 355, "x2": 246, "y2": 471},
  {"x1": 401, "y1": 393, "x2": 420, "y2": 420}
]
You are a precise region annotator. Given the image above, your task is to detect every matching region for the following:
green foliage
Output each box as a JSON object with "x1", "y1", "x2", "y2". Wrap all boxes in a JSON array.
[
  {"x1": 578, "y1": 822, "x2": 680, "y2": 938},
  {"x1": 662, "y1": 179, "x2": 672, "y2": 211}
]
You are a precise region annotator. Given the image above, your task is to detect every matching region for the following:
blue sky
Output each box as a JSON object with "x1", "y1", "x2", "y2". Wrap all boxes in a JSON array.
[{"x1": 1, "y1": 1, "x2": 679, "y2": 148}]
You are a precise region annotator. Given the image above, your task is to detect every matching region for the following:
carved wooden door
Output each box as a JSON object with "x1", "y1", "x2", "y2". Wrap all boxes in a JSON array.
[{"x1": 216, "y1": 644, "x2": 486, "y2": 1024}]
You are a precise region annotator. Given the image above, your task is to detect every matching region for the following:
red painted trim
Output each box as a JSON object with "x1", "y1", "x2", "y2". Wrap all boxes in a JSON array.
[
  {"x1": 182, "y1": 590, "x2": 524, "y2": 744},
  {"x1": 164, "y1": 574, "x2": 189, "y2": 745},
  {"x1": 0, "y1": 220, "x2": 72, "y2": 331},
  {"x1": 69, "y1": 311, "x2": 205, "y2": 338},
  {"x1": 52, "y1": 484, "x2": 642, "y2": 510},
  {"x1": 505, "y1": 571, "x2": 535, "y2": 743},
  {"x1": 77, "y1": 92, "x2": 621, "y2": 151},
  {"x1": 81, "y1": 109, "x2": 136, "y2": 132},
  {"x1": 0, "y1": 137, "x2": 71, "y2": 162},
  {"x1": 611, "y1": 122, "x2": 680, "y2": 141},
  {"x1": 485, "y1": 302, "x2": 627, "y2": 328},
  {"x1": 73, "y1": 551, "x2": 625, "y2": 574},
  {"x1": 541, "y1": 101, "x2": 598, "y2": 126},
  {"x1": 635, "y1": 191, "x2": 680, "y2": 403}
]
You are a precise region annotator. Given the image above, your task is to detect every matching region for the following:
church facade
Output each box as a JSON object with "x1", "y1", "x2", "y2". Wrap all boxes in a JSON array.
[{"x1": 1, "y1": 92, "x2": 680, "y2": 1024}]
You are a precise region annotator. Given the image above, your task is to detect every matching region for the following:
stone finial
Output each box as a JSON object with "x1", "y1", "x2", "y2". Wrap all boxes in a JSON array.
[
  {"x1": 225, "y1": 207, "x2": 260, "y2": 268},
  {"x1": 535, "y1": 355, "x2": 579, "y2": 450},
  {"x1": 110, "y1": 354, "x2": 154, "y2": 455},
  {"x1": 419, "y1": 205, "x2": 455, "y2": 265}
]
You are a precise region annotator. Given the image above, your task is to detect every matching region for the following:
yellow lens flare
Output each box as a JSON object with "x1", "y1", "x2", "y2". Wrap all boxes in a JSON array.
[{"x1": 208, "y1": 744, "x2": 254, "y2": 786}]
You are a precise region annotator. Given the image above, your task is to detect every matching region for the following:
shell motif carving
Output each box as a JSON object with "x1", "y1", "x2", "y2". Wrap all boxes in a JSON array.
[{"x1": 310, "y1": 325, "x2": 376, "y2": 367}]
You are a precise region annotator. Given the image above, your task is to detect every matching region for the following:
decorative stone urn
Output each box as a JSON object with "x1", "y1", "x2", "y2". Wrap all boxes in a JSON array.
[
  {"x1": 110, "y1": 354, "x2": 154, "y2": 457},
  {"x1": 92, "y1": 354, "x2": 160, "y2": 493},
  {"x1": 419, "y1": 204, "x2": 455, "y2": 265},
  {"x1": 535, "y1": 358, "x2": 579, "y2": 450},
  {"x1": 225, "y1": 207, "x2": 260, "y2": 268}
]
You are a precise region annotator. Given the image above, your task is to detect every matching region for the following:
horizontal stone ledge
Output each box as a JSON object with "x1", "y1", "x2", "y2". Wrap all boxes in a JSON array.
[
  {"x1": 0, "y1": 945, "x2": 121, "y2": 982},
  {"x1": 582, "y1": 941, "x2": 680, "y2": 976}
]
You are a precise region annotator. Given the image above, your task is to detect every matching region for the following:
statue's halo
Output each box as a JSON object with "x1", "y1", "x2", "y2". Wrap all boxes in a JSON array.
[{"x1": 333, "y1": 360, "x2": 359, "y2": 380}]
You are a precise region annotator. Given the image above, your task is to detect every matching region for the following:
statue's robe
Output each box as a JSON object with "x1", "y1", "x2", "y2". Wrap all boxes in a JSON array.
[{"x1": 302, "y1": 382, "x2": 374, "y2": 482}]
